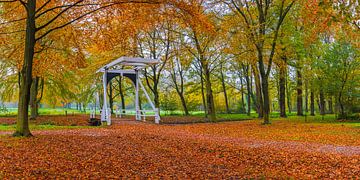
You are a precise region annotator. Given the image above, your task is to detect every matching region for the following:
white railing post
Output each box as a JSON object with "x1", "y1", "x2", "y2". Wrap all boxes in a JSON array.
[{"x1": 107, "y1": 108, "x2": 111, "y2": 125}]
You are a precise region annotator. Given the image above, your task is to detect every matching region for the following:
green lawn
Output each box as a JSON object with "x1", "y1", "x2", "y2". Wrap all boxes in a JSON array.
[{"x1": 0, "y1": 124, "x2": 97, "y2": 131}]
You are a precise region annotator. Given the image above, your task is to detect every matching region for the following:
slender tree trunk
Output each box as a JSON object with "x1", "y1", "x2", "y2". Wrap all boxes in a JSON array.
[
  {"x1": 338, "y1": 92, "x2": 345, "y2": 117},
  {"x1": 200, "y1": 71, "x2": 207, "y2": 117},
  {"x1": 179, "y1": 94, "x2": 189, "y2": 115},
  {"x1": 118, "y1": 76, "x2": 125, "y2": 113},
  {"x1": 14, "y1": 0, "x2": 36, "y2": 137},
  {"x1": 220, "y1": 65, "x2": 230, "y2": 113},
  {"x1": 30, "y1": 77, "x2": 39, "y2": 120},
  {"x1": 319, "y1": 90, "x2": 326, "y2": 115},
  {"x1": 310, "y1": 90, "x2": 315, "y2": 116},
  {"x1": 328, "y1": 97, "x2": 333, "y2": 114},
  {"x1": 305, "y1": 82, "x2": 309, "y2": 113},
  {"x1": 279, "y1": 66, "x2": 287, "y2": 118},
  {"x1": 261, "y1": 76, "x2": 270, "y2": 124},
  {"x1": 243, "y1": 65, "x2": 252, "y2": 116},
  {"x1": 153, "y1": 88, "x2": 160, "y2": 108},
  {"x1": 170, "y1": 61, "x2": 189, "y2": 116},
  {"x1": 286, "y1": 72, "x2": 292, "y2": 114},
  {"x1": 297, "y1": 70, "x2": 303, "y2": 116},
  {"x1": 108, "y1": 81, "x2": 114, "y2": 114},
  {"x1": 240, "y1": 76, "x2": 246, "y2": 113}
]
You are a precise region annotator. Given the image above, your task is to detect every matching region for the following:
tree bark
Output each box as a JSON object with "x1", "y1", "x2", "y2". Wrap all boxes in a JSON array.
[
  {"x1": 319, "y1": 90, "x2": 326, "y2": 115},
  {"x1": 297, "y1": 69, "x2": 303, "y2": 116},
  {"x1": 240, "y1": 75, "x2": 246, "y2": 113},
  {"x1": 14, "y1": 0, "x2": 36, "y2": 137},
  {"x1": 286, "y1": 74, "x2": 292, "y2": 114},
  {"x1": 252, "y1": 65, "x2": 263, "y2": 118},
  {"x1": 243, "y1": 65, "x2": 252, "y2": 116},
  {"x1": 199, "y1": 64, "x2": 207, "y2": 117},
  {"x1": 203, "y1": 64, "x2": 216, "y2": 121},
  {"x1": 118, "y1": 76, "x2": 125, "y2": 113},
  {"x1": 328, "y1": 97, "x2": 333, "y2": 114},
  {"x1": 30, "y1": 77, "x2": 39, "y2": 120},
  {"x1": 220, "y1": 64, "x2": 230, "y2": 113},
  {"x1": 170, "y1": 60, "x2": 189, "y2": 116},
  {"x1": 305, "y1": 82, "x2": 309, "y2": 113},
  {"x1": 279, "y1": 66, "x2": 287, "y2": 118},
  {"x1": 310, "y1": 90, "x2": 315, "y2": 116},
  {"x1": 108, "y1": 81, "x2": 114, "y2": 114}
]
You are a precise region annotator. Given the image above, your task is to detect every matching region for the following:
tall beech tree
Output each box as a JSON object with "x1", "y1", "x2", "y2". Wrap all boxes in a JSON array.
[{"x1": 226, "y1": 0, "x2": 295, "y2": 123}]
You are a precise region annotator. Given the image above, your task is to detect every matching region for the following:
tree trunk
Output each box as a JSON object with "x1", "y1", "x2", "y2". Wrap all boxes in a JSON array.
[
  {"x1": 14, "y1": 0, "x2": 36, "y2": 137},
  {"x1": 286, "y1": 72, "x2": 292, "y2": 114},
  {"x1": 220, "y1": 65, "x2": 230, "y2": 113},
  {"x1": 118, "y1": 76, "x2": 125, "y2": 113},
  {"x1": 108, "y1": 81, "x2": 114, "y2": 114},
  {"x1": 310, "y1": 90, "x2": 315, "y2": 116},
  {"x1": 297, "y1": 70, "x2": 303, "y2": 116},
  {"x1": 240, "y1": 76, "x2": 246, "y2": 113},
  {"x1": 179, "y1": 94, "x2": 189, "y2": 115},
  {"x1": 319, "y1": 90, "x2": 326, "y2": 115},
  {"x1": 305, "y1": 82, "x2": 309, "y2": 113},
  {"x1": 200, "y1": 71, "x2": 207, "y2": 117},
  {"x1": 243, "y1": 65, "x2": 252, "y2": 116},
  {"x1": 252, "y1": 65, "x2": 263, "y2": 118},
  {"x1": 203, "y1": 65, "x2": 216, "y2": 121},
  {"x1": 154, "y1": 89, "x2": 160, "y2": 109},
  {"x1": 30, "y1": 77, "x2": 39, "y2": 120},
  {"x1": 261, "y1": 76, "x2": 270, "y2": 124},
  {"x1": 328, "y1": 97, "x2": 333, "y2": 114},
  {"x1": 279, "y1": 66, "x2": 287, "y2": 118},
  {"x1": 338, "y1": 92, "x2": 345, "y2": 117}
]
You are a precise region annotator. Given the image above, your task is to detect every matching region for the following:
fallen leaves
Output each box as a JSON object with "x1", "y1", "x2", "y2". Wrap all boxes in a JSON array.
[{"x1": 0, "y1": 118, "x2": 359, "y2": 178}]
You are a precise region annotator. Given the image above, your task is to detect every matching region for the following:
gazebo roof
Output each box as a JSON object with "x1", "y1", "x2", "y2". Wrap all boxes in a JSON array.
[{"x1": 97, "y1": 57, "x2": 160, "y2": 73}]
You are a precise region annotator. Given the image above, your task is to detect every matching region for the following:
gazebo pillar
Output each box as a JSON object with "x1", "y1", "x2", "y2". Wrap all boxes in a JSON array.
[
  {"x1": 135, "y1": 69, "x2": 141, "y2": 121},
  {"x1": 101, "y1": 68, "x2": 111, "y2": 125}
]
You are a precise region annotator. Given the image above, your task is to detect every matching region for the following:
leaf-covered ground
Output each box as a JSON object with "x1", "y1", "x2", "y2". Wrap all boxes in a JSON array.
[{"x1": 0, "y1": 118, "x2": 359, "y2": 178}]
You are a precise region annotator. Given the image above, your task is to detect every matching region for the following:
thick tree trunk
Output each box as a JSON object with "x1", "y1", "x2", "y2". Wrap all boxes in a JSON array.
[
  {"x1": 252, "y1": 65, "x2": 263, "y2": 118},
  {"x1": 14, "y1": 0, "x2": 36, "y2": 137},
  {"x1": 30, "y1": 77, "x2": 39, "y2": 120},
  {"x1": 310, "y1": 90, "x2": 315, "y2": 116},
  {"x1": 297, "y1": 70, "x2": 303, "y2": 116},
  {"x1": 203, "y1": 65, "x2": 216, "y2": 121},
  {"x1": 279, "y1": 66, "x2": 287, "y2": 118}
]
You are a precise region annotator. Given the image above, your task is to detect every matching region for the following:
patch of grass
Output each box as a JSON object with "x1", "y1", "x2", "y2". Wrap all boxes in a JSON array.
[{"x1": 0, "y1": 124, "x2": 95, "y2": 131}]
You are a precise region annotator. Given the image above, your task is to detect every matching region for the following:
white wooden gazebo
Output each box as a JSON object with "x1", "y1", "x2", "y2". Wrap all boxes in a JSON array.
[{"x1": 96, "y1": 57, "x2": 161, "y2": 125}]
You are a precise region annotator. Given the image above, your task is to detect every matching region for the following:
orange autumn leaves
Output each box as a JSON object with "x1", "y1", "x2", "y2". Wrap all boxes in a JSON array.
[{"x1": 0, "y1": 117, "x2": 359, "y2": 178}]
